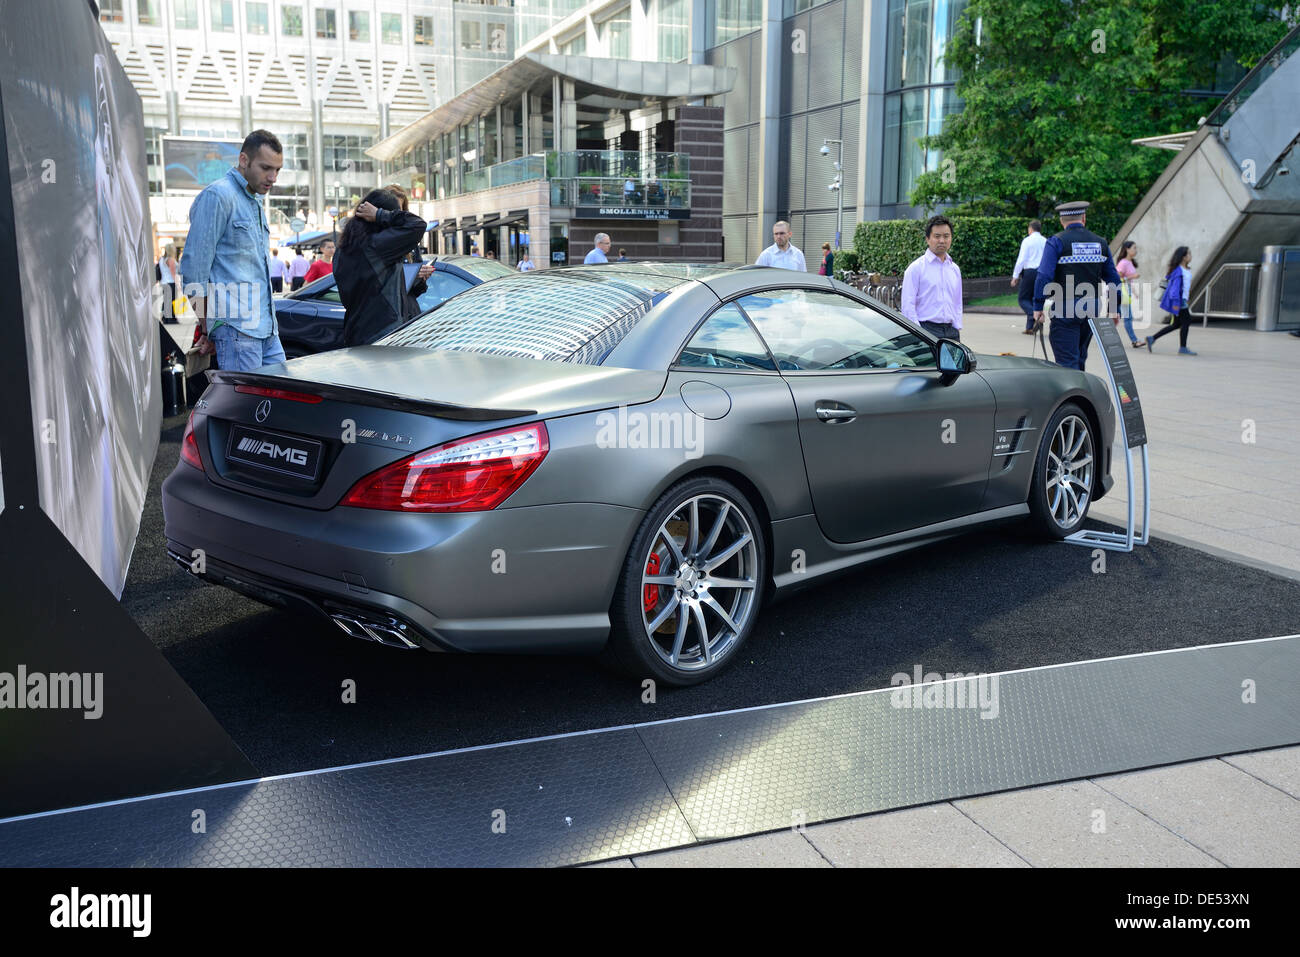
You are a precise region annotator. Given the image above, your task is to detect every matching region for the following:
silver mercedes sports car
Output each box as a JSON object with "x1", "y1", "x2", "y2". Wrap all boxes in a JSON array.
[{"x1": 163, "y1": 264, "x2": 1115, "y2": 685}]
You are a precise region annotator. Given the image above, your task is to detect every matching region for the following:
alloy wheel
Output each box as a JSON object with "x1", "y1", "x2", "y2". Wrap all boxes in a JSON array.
[
  {"x1": 1045, "y1": 414, "x2": 1094, "y2": 530},
  {"x1": 639, "y1": 493, "x2": 759, "y2": 672}
]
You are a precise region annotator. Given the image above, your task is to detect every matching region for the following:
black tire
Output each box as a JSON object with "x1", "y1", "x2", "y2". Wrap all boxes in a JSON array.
[
  {"x1": 604, "y1": 476, "x2": 767, "y2": 687},
  {"x1": 1027, "y1": 402, "x2": 1097, "y2": 539}
]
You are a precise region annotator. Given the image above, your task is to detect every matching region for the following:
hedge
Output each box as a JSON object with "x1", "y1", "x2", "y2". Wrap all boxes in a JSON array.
[
  {"x1": 852, "y1": 213, "x2": 1130, "y2": 279},
  {"x1": 831, "y1": 249, "x2": 860, "y2": 279}
]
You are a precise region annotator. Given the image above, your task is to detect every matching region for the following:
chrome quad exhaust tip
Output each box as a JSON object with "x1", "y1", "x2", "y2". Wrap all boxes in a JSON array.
[{"x1": 330, "y1": 611, "x2": 420, "y2": 649}]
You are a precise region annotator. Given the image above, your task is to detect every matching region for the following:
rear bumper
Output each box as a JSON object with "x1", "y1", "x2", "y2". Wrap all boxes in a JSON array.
[{"x1": 162, "y1": 463, "x2": 643, "y2": 654}]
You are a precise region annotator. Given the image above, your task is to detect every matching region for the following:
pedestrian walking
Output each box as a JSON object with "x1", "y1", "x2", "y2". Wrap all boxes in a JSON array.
[
  {"x1": 158, "y1": 245, "x2": 179, "y2": 323},
  {"x1": 900, "y1": 215, "x2": 963, "y2": 341},
  {"x1": 755, "y1": 221, "x2": 806, "y2": 271},
  {"x1": 1146, "y1": 247, "x2": 1196, "y2": 355},
  {"x1": 268, "y1": 247, "x2": 285, "y2": 293},
  {"x1": 617, "y1": 248, "x2": 628, "y2": 262},
  {"x1": 1032, "y1": 201, "x2": 1122, "y2": 370},
  {"x1": 333, "y1": 189, "x2": 427, "y2": 347},
  {"x1": 517, "y1": 251, "x2": 535, "y2": 271},
  {"x1": 303, "y1": 239, "x2": 335, "y2": 284},
  {"x1": 1116, "y1": 241, "x2": 1143, "y2": 347},
  {"x1": 179, "y1": 129, "x2": 286, "y2": 371},
  {"x1": 289, "y1": 248, "x2": 309, "y2": 290},
  {"x1": 584, "y1": 233, "x2": 612, "y2": 264},
  {"x1": 819, "y1": 242, "x2": 834, "y2": 276},
  {"x1": 1011, "y1": 220, "x2": 1046, "y2": 333}
]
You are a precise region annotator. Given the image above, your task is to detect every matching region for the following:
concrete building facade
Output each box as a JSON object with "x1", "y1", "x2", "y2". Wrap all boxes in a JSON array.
[{"x1": 373, "y1": 0, "x2": 973, "y2": 267}]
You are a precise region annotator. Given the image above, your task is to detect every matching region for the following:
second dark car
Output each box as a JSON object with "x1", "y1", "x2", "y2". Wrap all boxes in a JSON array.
[{"x1": 274, "y1": 254, "x2": 517, "y2": 358}]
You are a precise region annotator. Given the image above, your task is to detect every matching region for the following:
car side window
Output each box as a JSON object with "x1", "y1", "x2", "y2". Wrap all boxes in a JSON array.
[
  {"x1": 417, "y1": 272, "x2": 472, "y2": 312},
  {"x1": 675, "y1": 303, "x2": 777, "y2": 371},
  {"x1": 316, "y1": 285, "x2": 342, "y2": 304},
  {"x1": 736, "y1": 289, "x2": 936, "y2": 371}
]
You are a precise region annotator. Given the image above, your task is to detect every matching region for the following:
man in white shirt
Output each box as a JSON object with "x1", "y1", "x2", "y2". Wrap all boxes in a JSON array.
[
  {"x1": 755, "y1": 221, "x2": 806, "y2": 271},
  {"x1": 1010, "y1": 219, "x2": 1046, "y2": 333}
]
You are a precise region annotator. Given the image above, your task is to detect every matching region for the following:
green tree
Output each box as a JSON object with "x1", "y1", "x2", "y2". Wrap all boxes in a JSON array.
[{"x1": 910, "y1": 0, "x2": 1293, "y2": 218}]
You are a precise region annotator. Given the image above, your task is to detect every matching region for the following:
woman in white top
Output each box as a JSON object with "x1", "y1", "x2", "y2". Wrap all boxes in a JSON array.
[{"x1": 159, "y1": 245, "x2": 180, "y2": 323}]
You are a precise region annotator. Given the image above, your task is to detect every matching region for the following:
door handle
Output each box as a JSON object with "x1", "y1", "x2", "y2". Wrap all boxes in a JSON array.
[{"x1": 815, "y1": 403, "x2": 857, "y2": 422}]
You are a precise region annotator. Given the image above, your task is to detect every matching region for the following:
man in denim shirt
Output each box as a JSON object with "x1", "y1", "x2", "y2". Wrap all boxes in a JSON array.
[{"x1": 180, "y1": 130, "x2": 286, "y2": 371}]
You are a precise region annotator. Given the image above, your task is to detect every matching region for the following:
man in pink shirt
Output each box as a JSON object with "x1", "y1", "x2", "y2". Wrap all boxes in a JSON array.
[{"x1": 900, "y1": 216, "x2": 963, "y2": 341}]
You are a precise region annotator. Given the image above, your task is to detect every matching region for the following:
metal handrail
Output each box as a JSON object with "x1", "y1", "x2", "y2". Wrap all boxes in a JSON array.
[
  {"x1": 1203, "y1": 22, "x2": 1300, "y2": 127},
  {"x1": 1188, "y1": 262, "x2": 1259, "y2": 326}
]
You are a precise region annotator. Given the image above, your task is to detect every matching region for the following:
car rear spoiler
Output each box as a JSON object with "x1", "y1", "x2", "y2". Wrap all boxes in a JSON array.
[{"x1": 208, "y1": 370, "x2": 537, "y2": 422}]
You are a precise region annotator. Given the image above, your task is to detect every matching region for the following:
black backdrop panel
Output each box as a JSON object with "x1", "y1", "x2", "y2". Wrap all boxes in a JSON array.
[
  {"x1": 0, "y1": 1, "x2": 256, "y2": 819},
  {"x1": 0, "y1": 0, "x2": 159, "y2": 598}
]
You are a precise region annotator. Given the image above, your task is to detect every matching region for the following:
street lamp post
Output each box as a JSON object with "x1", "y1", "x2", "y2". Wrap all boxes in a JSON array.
[
  {"x1": 331, "y1": 180, "x2": 342, "y2": 243},
  {"x1": 822, "y1": 138, "x2": 844, "y2": 250}
]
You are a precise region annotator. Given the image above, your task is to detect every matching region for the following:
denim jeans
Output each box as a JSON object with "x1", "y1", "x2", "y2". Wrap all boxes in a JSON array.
[
  {"x1": 210, "y1": 324, "x2": 286, "y2": 372},
  {"x1": 1120, "y1": 302, "x2": 1137, "y2": 343}
]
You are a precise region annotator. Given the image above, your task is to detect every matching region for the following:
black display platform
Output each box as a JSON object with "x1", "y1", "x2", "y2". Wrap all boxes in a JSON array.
[{"x1": 2, "y1": 635, "x2": 1295, "y2": 867}]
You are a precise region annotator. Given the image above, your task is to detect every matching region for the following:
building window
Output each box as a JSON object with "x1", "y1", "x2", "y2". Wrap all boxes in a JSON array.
[
  {"x1": 246, "y1": 2, "x2": 268, "y2": 35},
  {"x1": 487, "y1": 21, "x2": 508, "y2": 54},
  {"x1": 460, "y1": 20, "x2": 482, "y2": 51},
  {"x1": 381, "y1": 12, "x2": 401, "y2": 43},
  {"x1": 316, "y1": 8, "x2": 336, "y2": 39},
  {"x1": 658, "y1": 0, "x2": 688, "y2": 62},
  {"x1": 414, "y1": 15, "x2": 433, "y2": 45},
  {"x1": 349, "y1": 10, "x2": 369, "y2": 41},
  {"x1": 562, "y1": 32, "x2": 586, "y2": 56},
  {"x1": 211, "y1": 0, "x2": 234, "y2": 32},
  {"x1": 281, "y1": 4, "x2": 302, "y2": 35},
  {"x1": 783, "y1": 0, "x2": 834, "y2": 14},
  {"x1": 174, "y1": 0, "x2": 198, "y2": 29},
  {"x1": 706, "y1": 0, "x2": 760, "y2": 47},
  {"x1": 886, "y1": 0, "x2": 969, "y2": 90},
  {"x1": 602, "y1": 11, "x2": 631, "y2": 58},
  {"x1": 137, "y1": 0, "x2": 161, "y2": 25},
  {"x1": 98, "y1": 0, "x2": 124, "y2": 22}
]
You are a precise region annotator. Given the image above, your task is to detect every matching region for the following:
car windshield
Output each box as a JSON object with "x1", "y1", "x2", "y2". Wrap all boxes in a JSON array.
[{"x1": 377, "y1": 268, "x2": 685, "y2": 364}]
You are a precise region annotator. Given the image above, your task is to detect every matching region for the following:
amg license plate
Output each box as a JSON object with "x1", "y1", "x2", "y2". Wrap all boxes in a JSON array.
[{"x1": 226, "y1": 424, "x2": 322, "y2": 480}]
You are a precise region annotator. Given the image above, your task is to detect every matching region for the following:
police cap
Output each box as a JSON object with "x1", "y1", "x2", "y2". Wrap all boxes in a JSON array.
[{"x1": 1054, "y1": 200, "x2": 1090, "y2": 218}]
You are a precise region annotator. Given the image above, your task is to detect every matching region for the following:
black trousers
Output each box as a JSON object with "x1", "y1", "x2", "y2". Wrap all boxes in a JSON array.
[
  {"x1": 271, "y1": 277, "x2": 283, "y2": 293},
  {"x1": 1150, "y1": 307, "x2": 1191, "y2": 347},
  {"x1": 1018, "y1": 268, "x2": 1037, "y2": 329},
  {"x1": 290, "y1": 276, "x2": 305, "y2": 291}
]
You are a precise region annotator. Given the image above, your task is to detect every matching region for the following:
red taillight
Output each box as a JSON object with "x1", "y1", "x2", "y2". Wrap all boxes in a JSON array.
[
  {"x1": 234, "y1": 385, "x2": 323, "y2": 404},
  {"x1": 340, "y1": 423, "x2": 549, "y2": 512},
  {"x1": 180, "y1": 413, "x2": 204, "y2": 471}
]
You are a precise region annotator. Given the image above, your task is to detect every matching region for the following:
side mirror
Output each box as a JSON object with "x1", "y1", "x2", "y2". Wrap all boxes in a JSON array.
[{"x1": 937, "y1": 339, "x2": 975, "y2": 379}]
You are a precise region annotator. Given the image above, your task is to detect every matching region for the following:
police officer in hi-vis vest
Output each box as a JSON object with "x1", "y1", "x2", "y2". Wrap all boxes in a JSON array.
[{"x1": 1031, "y1": 201, "x2": 1122, "y2": 370}]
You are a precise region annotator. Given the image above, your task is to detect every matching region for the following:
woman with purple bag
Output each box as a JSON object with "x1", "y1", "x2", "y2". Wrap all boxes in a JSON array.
[{"x1": 1145, "y1": 246, "x2": 1196, "y2": 355}]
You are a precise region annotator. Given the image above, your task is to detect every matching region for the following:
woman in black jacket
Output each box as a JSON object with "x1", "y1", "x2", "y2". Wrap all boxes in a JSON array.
[{"x1": 333, "y1": 189, "x2": 427, "y2": 347}]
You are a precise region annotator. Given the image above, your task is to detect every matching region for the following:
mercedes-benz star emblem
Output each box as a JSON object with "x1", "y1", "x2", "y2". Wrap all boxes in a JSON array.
[{"x1": 255, "y1": 399, "x2": 271, "y2": 423}]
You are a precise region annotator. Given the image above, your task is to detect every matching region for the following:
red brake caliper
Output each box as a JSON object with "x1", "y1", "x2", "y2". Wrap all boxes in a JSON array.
[{"x1": 643, "y1": 553, "x2": 662, "y2": 614}]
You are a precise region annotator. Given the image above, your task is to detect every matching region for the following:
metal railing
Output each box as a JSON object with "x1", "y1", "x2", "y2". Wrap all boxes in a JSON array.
[
  {"x1": 550, "y1": 176, "x2": 690, "y2": 210},
  {"x1": 1204, "y1": 23, "x2": 1300, "y2": 127},
  {"x1": 1189, "y1": 262, "x2": 1258, "y2": 326},
  {"x1": 548, "y1": 149, "x2": 690, "y2": 181},
  {"x1": 461, "y1": 153, "x2": 547, "y2": 194}
]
